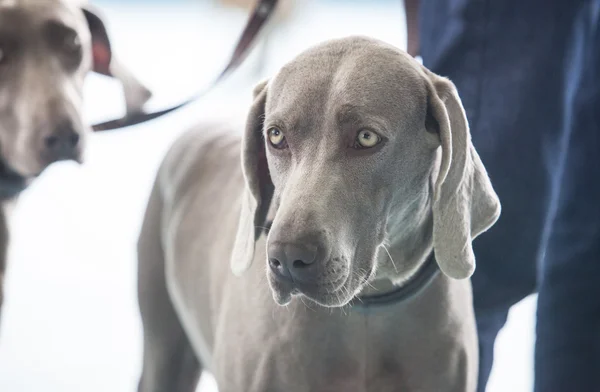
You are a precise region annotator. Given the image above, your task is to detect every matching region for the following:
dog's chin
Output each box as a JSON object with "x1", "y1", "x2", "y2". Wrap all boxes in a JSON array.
[
  {"x1": 271, "y1": 288, "x2": 293, "y2": 306},
  {"x1": 2, "y1": 156, "x2": 74, "y2": 179},
  {"x1": 271, "y1": 287, "x2": 356, "y2": 308},
  {"x1": 296, "y1": 290, "x2": 355, "y2": 308},
  {"x1": 268, "y1": 273, "x2": 356, "y2": 308},
  {"x1": 0, "y1": 155, "x2": 38, "y2": 180}
]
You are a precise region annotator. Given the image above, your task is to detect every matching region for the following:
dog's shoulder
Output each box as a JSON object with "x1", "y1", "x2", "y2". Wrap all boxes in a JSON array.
[{"x1": 158, "y1": 122, "x2": 243, "y2": 202}]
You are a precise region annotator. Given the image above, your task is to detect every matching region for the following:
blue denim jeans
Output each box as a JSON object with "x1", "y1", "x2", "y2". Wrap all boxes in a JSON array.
[{"x1": 419, "y1": 1, "x2": 600, "y2": 390}]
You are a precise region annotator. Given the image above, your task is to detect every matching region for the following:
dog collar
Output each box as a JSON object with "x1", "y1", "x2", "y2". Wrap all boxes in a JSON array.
[
  {"x1": 0, "y1": 159, "x2": 28, "y2": 200},
  {"x1": 349, "y1": 253, "x2": 440, "y2": 310}
]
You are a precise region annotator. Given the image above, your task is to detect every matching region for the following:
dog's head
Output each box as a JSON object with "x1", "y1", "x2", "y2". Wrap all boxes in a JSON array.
[
  {"x1": 0, "y1": 0, "x2": 143, "y2": 179},
  {"x1": 231, "y1": 37, "x2": 500, "y2": 307}
]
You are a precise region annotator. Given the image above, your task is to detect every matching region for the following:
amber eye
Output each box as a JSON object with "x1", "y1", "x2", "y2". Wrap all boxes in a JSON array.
[
  {"x1": 354, "y1": 129, "x2": 381, "y2": 149},
  {"x1": 267, "y1": 127, "x2": 287, "y2": 149}
]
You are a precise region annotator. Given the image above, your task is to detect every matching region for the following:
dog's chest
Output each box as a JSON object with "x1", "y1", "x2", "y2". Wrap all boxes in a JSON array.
[{"x1": 210, "y1": 301, "x2": 417, "y2": 392}]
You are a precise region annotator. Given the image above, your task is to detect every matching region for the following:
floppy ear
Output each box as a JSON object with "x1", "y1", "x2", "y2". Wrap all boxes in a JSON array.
[
  {"x1": 230, "y1": 80, "x2": 274, "y2": 275},
  {"x1": 81, "y1": 6, "x2": 112, "y2": 76},
  {"x1": 427, "y1": 74, "x2": 501, "y2": 279},
  {"x1": 82, "y1": 6, "x2": 152, "y2": 115}
]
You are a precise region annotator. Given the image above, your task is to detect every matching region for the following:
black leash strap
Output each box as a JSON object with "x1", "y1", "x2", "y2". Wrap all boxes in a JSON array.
[{"x1": 92, "y1": 0, "x2": 279, "y2": 132}]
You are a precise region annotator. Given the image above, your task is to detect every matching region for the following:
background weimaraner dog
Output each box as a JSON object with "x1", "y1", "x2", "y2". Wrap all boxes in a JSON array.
[
  {"x1": 137, "y1": 36, "x2": 501, "y2": 392},
  {"x1": 0, "y1": 0, "x2": 151, "y2": 320}
]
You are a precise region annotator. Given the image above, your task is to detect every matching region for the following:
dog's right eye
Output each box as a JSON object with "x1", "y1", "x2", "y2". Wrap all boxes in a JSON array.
[
  {"x1": 44, "y1": 22, "x2": 82, "y2": 69},
  {"x1": 267, "y1": 127, "x2": 288, "y2": 149}
]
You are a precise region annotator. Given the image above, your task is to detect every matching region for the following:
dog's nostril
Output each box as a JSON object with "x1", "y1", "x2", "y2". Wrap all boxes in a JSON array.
[
  {"x1": 68, "y1": 133, "x2": 80, "y2": 147},
  {"x1": 293, "y1": 259, "x2": 311, "y2": 269},
  {"x1": 268, "y1": 241, "x2": 321, "y2": 282},
  {"x1": 45, "y1": 135, "x2": 59, "y2": 148},
  {"x1": 44, "y1": 129, "x2": 79, "y2": 151},
  {"x1": 269, "y1": 258, "x2": 281, "y2": 268},
  {"x1": 269, "y1": 257, "x2": 292, "y2": 279}
]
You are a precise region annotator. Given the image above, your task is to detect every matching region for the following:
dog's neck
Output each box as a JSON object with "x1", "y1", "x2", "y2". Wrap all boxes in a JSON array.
[
  {"x1": 350, "y1": 252, "x2": 439, "y2": 308},
  {"x1": 352, "y1": 214, "x2": 439, "y2": 307},
  {"x1": 359, "y1": 183, "x2": 435, "y2": 298}
]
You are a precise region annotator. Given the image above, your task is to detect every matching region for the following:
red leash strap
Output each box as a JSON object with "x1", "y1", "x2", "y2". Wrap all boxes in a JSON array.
[{"x1": 92, "y1": 0, "x2": 279, "y2": 132}]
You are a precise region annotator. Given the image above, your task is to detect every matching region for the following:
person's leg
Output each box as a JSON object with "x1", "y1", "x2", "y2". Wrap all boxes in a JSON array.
[
  {"x1": 535, "y1": 2, "x2": 600, "y2": 390},
  {"x1": 470, "y1": 254, "x2": 538, "y2": 390},
  {"x1": 418, "y1": 1, "x2": 584, "y2": 389},
  {"x1": 472, "y1": 307, "x2": 508, "y2": 390}
]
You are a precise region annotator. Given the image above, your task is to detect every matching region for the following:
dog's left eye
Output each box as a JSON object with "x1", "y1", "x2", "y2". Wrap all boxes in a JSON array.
[
  {"x1": 354, "y1": 129, "x2": 381, "y2": 149},
  {"x1": 63, "y1": 33, "x2": 81, "y2": 54}
]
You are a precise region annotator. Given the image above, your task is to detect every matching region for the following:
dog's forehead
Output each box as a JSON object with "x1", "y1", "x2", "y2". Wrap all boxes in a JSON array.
[
  {"x1": 0, "y1": 0, "x2": 86, "y2": 36},
  {"x1": 267, "y1": 37, "x2": 427, "y2": 125}
]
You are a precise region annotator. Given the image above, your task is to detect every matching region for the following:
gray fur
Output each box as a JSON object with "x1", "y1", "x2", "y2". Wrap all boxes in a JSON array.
[
  {"x1": 0, "y1": 0, "x2": 150, "y2": 177},
  {"x1": 0, "y1": 0, "x2": 151, "y2": 323},
  {"x1": 137, "y1": 36, "x2": 500, "y2": 392}
]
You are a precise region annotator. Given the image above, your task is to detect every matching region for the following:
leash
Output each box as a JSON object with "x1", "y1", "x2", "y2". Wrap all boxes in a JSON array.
[
  {"x1": 92, "y1": 0, "x2": 279, "y2": 132},
  {"x1": 0, "y1": 0, "x2": 278, "y2": 200}
]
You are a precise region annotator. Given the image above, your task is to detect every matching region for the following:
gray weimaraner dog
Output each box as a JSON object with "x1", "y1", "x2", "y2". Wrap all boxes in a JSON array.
[
  {"x1": 0, "y1": 0, "x2": 151, "y2": 320},
  {"x1": 137, "y1": 36, "x2": 501, "y2": 392}
]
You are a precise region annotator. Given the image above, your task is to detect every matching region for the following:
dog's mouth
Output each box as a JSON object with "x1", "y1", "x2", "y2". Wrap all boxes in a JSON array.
[
  {"x1": 267, "y1": 267, "x2": 365, "y2": 307},
  {"x1": 264, "y1": 227, "x2": 382, "y2": 307}
]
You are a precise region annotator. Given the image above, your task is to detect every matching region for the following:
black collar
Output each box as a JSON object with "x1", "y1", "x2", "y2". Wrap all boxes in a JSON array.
[
  {"x1": 349, "y1": 253, "x2": 440, "y2": 309},
  {"x1": 0, "y1": 159, "x2": 28, "y2": 200}
]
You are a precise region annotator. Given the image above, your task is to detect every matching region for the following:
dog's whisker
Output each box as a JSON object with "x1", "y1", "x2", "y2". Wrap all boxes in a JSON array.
[
  {"x1": 299, "y1": 296, "x2": 311, "y2": 311},
  {"x1": 345, "y1": 289, "x2": 353, "y2": 312},
  {"x1": 381, "y1": 244, "x2": 398, "y2": 273},
  {"x1": 354, "y1": 268, "x2": 375, "y2": 290}
]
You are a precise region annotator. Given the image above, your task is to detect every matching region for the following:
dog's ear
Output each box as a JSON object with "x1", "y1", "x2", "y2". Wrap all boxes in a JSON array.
[
  {"x1": 81, "y1": 6, "x2": 152, "y2": 115},
  {"x1": 426, "y1": 73, "x2": 500, "y2": 279},
  {"x1": 81, "y1": 6, "x2": 112, "y2": 76},
  {"x1": 230, "y1": 80, "x2": 274, "y2": 275}
]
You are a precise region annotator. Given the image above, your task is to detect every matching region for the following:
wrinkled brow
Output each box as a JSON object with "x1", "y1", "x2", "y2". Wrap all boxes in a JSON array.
[
  {"x1": 336, "y1": 104, "x2": 364, "y2": 126},
  {"x1": 335, "y1": 103, "x2": 393, "y2": 135},
  {"x1": 0, "y1": 8, "x2": 31, "y2": 36}
]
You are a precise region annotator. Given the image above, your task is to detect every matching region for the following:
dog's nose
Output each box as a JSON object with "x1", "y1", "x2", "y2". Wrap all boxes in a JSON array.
[
  {"x1": 268, "y1": 242, "x2": 319, "y2": 283},
  {"x1": 43, "y1": 121, "x2": 80, "y2": 162}
]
